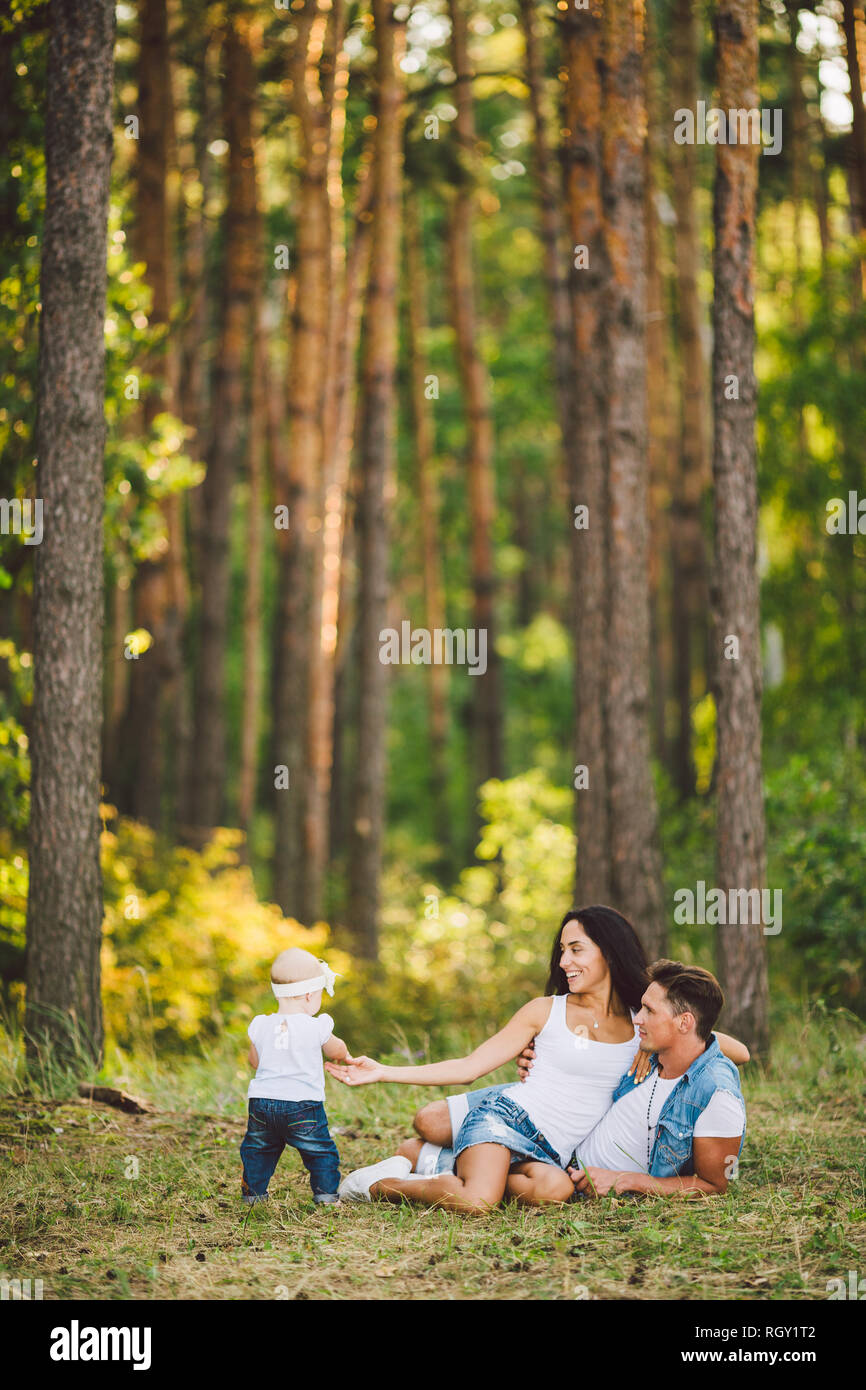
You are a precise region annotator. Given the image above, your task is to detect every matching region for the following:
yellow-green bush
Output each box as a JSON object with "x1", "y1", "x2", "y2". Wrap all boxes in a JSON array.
[
  {"x1": 2, "y1": 772, "x2": 577, "y2": 1061},
  {"x1": 101, "y1": 811, "x2": 348, "y2": 1051}
]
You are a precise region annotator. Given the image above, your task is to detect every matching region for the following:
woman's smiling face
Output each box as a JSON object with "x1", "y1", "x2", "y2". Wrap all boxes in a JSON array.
[{"x1": 559, "y1": 919, "x2": 609, "y2": 993}]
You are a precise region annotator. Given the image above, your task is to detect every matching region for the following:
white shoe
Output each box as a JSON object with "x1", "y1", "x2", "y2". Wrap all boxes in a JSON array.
[{"x1": 338, "y1": 1155, "x2": 412, "y2": 1202}]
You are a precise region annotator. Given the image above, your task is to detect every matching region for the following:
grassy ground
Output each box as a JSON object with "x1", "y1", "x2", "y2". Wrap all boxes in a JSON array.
[{"x1": 1, "y1": 1007, "x2": 864, "y2": 1301}]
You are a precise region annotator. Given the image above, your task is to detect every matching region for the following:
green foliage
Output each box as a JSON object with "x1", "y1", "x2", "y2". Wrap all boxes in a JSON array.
[
  {"x1": 766, "y1": 751, "x2": 866, "y2": 1016},
  {"x1": 0, "y1": 129, "x2": 203, "y2": 592},
  {"x1": 0, "y1": 638, "x2": 31, "y2": 838},
  {"x1": 335, "y1": 771, "x2": 575, "y2": 1050},
  {"x1": 758, "y1": 238, "x2": 866, "y2": 745}
]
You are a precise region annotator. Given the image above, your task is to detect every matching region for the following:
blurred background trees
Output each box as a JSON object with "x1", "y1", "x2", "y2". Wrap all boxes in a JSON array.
[{"x1": 2, "y1": 0, "x2": 866, "y2": 1066}]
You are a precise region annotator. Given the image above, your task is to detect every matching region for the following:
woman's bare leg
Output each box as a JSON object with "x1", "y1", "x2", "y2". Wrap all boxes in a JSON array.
[
  {"x1": 372, "y1": 1143, "x2": 512, "y2": 1214},
  {"x1": 412, "y1": 1100, "x2": 452, "y2": 1146},
  {"x1": 396, "y1": 1137, "x2": 423, "y2": 1167},
  {"x1": 506, "y1": 1161, "x2": 574, "y2": 1207}
]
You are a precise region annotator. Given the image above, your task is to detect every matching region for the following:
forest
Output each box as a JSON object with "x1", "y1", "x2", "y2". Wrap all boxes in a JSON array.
[{"x1": 0, "y1": 0, "x2": 864, "y2": 1305}]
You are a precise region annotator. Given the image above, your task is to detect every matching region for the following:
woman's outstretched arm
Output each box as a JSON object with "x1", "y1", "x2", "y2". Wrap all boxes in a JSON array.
[{"x1": 325, "y1": 997, "x2": 548, "y2": 1087}]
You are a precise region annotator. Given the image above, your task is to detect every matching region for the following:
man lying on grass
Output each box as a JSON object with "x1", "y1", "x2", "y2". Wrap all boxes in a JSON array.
[
  {"x1": 408, "y1": 959, "x2": 747, "y2": 1202},
  {"x1": 327, "y1": 910, "x2": 747, "y2": 1211}
]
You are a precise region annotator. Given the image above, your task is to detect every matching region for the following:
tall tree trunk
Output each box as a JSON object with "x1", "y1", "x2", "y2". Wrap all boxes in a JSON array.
[
  {"x1": 189, "y1": 7, "x2": 258, "y2": 836},
  {"x1": 669, "y1": 0, "x2": 709, "y2": 798},
  {"x1": 405, "y1": 189, "x2": 451, "y2": 859},
  {"x1": 329, "y1": 419, "x2": 361, "y2": 864},
  {"x1": 712, "y1": 0, "x2": 769, "y2": 1056},
  {"x1": 644, "y1": 0, "x2": 675, "y2": 774},
  {"x1": 518, "y1": 0, "x2": 576, "y2": 493},
  {"x1": 303, "y1": 1, "x2": 351, "y2": 923},
  {"x1": 785, "y1": 0, "x2": 809, "y2": 464},
  {"x1": 272, "y1": 1, "x2": 335, "y2": 916},
  {"x1": 447, "y1": 0, "x2": 503, "y2": 823},
  {"x1": 601, "y1": 0, "x2": 665, "y2": 955},
  {"x1": 238, "y1": 304, "x2": 266, "y2": 834},
  {"x1": 118, "y1": 0, "x2": 188, "y2": 830},
  {"x1": 26, "y1": 0, "x2": 114, "y2": 1068},
  {"x1": 842, "y1": 0, "x2": 866, "y2": 231},
  {"x1": 237, "y1": 17, "x2": 266, "y2": 839},
  {"x1": 104, "y1": 570, "x2": 131, "y2": 787},
  {"x1": 563, "y1": 3, "x2": 611, "y2": 905},
  {"x1": 178, "y1": 20, "x2": 217, "y2": 588},
  {"x1": 346, "y1": 0, "x2": 406, "y2": 957},
  {"x1": 321, "y1": 166, "x2": 374, "y2": 872}
]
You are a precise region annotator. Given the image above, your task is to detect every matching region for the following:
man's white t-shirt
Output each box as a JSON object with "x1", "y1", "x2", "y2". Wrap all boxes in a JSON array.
[
  {"x1": 576, "y1": 1071, "x2": 745, "y2": 1173},
  {"x1": 247, "y1": 1012, "x2": 334, "y2": 1102}
]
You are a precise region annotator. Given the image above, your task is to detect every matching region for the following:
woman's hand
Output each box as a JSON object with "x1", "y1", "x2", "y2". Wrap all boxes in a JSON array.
[
  {"x1": 515, "y1": 1039, "x2": 536, "y2": 1081},
  {"x1": 324, "y1": 1056, "x2": 384, "y2": 1085},
  {"x1": 626, "y1": 1047, "x2": 653, "y2": 1085}
]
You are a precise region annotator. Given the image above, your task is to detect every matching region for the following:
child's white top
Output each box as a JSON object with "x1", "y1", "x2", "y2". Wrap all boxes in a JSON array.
[{"x1": 247, "y1": 1011, "x2": 334, "y2": 1102}]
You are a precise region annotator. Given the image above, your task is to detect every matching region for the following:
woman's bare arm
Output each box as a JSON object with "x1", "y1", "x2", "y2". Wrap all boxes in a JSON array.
[
  {"x1": 325, "y1": 998, "x2": 550, "y2": 1087},
  {"x1": 715, "y1": 1031, "x2": 750, "y2": 1065}
]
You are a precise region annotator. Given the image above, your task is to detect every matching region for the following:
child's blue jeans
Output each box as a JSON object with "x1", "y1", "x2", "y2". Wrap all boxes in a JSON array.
[{"x1": 240, "y1": 1098, "x2": 341, "y2": 1203}]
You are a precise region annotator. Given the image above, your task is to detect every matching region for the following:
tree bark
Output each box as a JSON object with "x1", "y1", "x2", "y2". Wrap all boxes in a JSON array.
[
  {"x1": 236, "y1": 16, "x2": 266, "y2": 839},
  {"x1": 842, "y1": 0, "x2": 866, "y2": 230},
  {"x1": 178, "y1": 18, "x2": 217, "y2": 587},
  {"x1": 712, "y1": 0, "x2": 769, "y2": 1056},
  {"x1": 447, "y1": 0, "x2": 503, "y2": 822},
  {"x1": 644, "y1": 0, "x2": 675, "y2": 775},
  {"x1": 322, "y1": 162, "x2": 374, "y2": 871},
  {"x1": 272, "y1": 1, "x2": 335, "y2": 915},
  {"x1": 189, "y1": 6, "x2": 258, "y2": 836},
  {"x1": 238, "y1": 286, "x2": 266, "y2": 836},
  {"x1": 346, "y1": 0, "x2": 406, "y2": 957},
  {"x1": 562, "y1": 3, "x2": 611, "y2": 905},
  {"x1": 405, "y1": 189, "x2": 451, "y2": 860},
  {"x1": 518, "y1": 0, "x2": 576, "y2": 494},
  {"x1": 668, "y1": 0, "x2": 709, "y2": 799},
  {"x1": 601, "y1": 0, "x2": 665, "y2": 955},
  {"x1": 117, "y1": 0, "x2": 188, "y2": 831},
  {"x1": 303, "y1": 1, "x2": 351, "y2": 923},
  {"x1": 26, "y1": 0, "x2": 114, "y2": 1068}
]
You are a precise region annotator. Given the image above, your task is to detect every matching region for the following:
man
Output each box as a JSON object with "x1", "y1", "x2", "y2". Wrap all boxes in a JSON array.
[{"x1": 404, "y1": 960, "x2": 747, "y2": 1202}]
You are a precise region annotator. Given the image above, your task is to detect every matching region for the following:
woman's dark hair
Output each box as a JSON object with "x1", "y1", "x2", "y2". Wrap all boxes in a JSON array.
[{"x1": 545, "y1": 906, "x2": 649, "y2": 1014}]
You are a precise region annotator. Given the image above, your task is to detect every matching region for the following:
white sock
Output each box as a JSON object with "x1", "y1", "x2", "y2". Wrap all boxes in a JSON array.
[{"x1": 415, "y1": 1141, "x2": 444, "y2": 1177}]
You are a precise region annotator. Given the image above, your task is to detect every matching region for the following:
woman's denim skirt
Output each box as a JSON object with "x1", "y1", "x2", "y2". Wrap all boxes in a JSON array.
[{"x1": 452, "y1": 1091, "x2": 563, "y2": 1169}]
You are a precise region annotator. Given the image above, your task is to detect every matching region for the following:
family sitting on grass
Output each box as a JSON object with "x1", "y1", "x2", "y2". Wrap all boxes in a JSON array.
[{"x1": 239, "y1": 906, "x2": 749, "y2": 1213}]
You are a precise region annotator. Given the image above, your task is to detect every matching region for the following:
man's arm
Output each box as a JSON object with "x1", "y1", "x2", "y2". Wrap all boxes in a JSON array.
[
  {"x1": 571, "y1": 1136, "x2": 740, "y2": 1199},
  {"x1": 248, "y1": 1043, "x2": 258, "y2": 1067}
]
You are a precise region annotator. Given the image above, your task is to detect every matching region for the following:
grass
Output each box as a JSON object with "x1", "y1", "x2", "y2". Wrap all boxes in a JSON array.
[{"x1": 0, "y1": 1005, "x2": 864, "y2": 1301}]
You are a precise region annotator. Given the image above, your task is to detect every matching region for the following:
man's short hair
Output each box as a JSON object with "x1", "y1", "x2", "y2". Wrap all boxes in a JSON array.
[{"x1": 647, "y1": 959, "x2": 724, "y2": 1041}]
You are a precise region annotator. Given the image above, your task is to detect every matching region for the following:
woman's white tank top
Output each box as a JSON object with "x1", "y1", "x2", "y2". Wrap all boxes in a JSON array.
[{"x1": 502, "y1": 994, "x2": 640, "y2": 1166}]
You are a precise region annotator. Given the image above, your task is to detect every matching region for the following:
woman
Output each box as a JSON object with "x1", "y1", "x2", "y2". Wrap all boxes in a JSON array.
[{"x1": 327, "y1": 906, "x2": 749, "y2": 1213}]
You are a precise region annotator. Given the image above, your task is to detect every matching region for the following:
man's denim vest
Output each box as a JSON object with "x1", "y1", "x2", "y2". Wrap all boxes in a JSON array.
[{"x1": 610, "y1": 1032, "x2": 746, "y2": 1178}]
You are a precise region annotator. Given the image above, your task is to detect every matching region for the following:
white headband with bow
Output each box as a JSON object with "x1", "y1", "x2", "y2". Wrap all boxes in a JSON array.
[{"x1": 271, "y1": 960, "x2": 339, "y2": 999}]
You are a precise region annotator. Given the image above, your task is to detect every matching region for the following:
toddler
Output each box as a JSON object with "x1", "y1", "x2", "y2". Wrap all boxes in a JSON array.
[{"x1": 240, "y1": 947, "x2": 353, "y2": 1206}]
